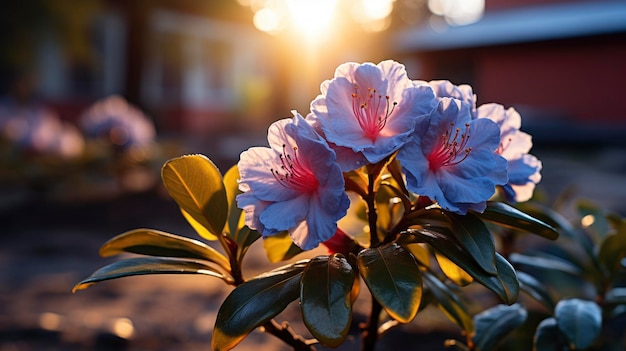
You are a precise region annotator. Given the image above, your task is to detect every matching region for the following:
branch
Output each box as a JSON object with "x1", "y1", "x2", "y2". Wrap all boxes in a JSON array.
[{"x1": 261, "y1": 320, "x2": 318, "y2": 351}]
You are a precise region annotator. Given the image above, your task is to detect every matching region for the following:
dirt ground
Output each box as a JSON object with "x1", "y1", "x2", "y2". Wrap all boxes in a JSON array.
[{"x1": 1, "y1": 145, "x2": 625, "y2": 351}]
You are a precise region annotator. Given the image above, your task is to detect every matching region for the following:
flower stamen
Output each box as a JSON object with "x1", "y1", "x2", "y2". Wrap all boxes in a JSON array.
[
  {"x1": 428, "y1": 122, "x2": 472, "y2": 170},
  {"x1": 271, "y1": 144, "x2": 319, "y2": 192},
  {"x1": 351, "y1": 86, "x2": 398, "y2": 141}
]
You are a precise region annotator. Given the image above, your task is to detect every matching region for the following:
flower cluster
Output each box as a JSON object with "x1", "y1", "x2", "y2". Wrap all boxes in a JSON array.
[
  {"x1": 79, "y1": 95, "x2": 156, "y2": 148},
  {"x1": 237, "y1": 60, "x2": 541, "y2": 250}
]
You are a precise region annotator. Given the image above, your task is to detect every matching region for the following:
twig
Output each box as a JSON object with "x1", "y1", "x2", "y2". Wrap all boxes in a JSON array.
[{"x1": 261, "y1": 320, "x2": 318, "y2": 351}]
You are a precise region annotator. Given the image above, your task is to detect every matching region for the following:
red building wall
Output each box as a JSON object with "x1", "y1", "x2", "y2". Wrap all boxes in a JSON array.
[{"x1": 476, "y1": 34, "x2": 626, "y2": 123}]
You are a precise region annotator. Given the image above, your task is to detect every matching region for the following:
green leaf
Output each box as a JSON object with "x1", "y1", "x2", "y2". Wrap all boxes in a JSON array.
[
  {"x1": 301, "y1": 255, "x2": 354, "y2": 347},
  {"x1": 357, "y1": 243, "x2": 422, "y2": 323},
  {"x1": 517, "y1": 271, "x2": 555, "y2": 310},
  {"x1": 534, "y1": 318, "x2": 563, "y2": 351},
  {"x1": 423, "y1": 272, "x2": 474, "y2": 335},
  {"x1": 181, "y1": 208, "x2": 216, "y2": 241},
  {"x1": 478, "y1": 202, "x2": 559, "y2": 240},
  {"x1": 223, "y1": 164, "x2": 242, "y2": 237},
  {"x1": 161, "y1": 155, "x2": 228, "y2": 240},
  {"x1": 598, "y1": 232, "x2": 626, "y2": 277},
  {"x1": 473, "y1": 304, "x2": 527, "y2": 351},
  {"x1": 99, "y1": 228, "x2": 231, "y2": 272},
  {"x1": 509, "y1": 253, "x2": 582, "y2": 276},
  {"x1": 233, "y1": 225, "x2": 261, "y2": 263},
  {"x1": 400, "y1": 228, "x2": 519, "y2": 304},
  {"x1": 435, "y1": 252, "x2": 473, "y2": 286},
  {"x1": 555, "y1": 298, "x2": 602, "y2": 350},
  {"x1": 262, "y1": 231, "x2": 303, "y2": 263},
  {"x1": 212, "y1": 261, "x2": 306, "y2": 351},
  {"x1": 72, "y1": 257, "x2": 228, "y2": 293},
  {"x1": 519, "y1": 202, "x2": 594, "y2": 251},
  {"x1": 447, "y1": 212, "x2": 497, "y2": 275},
  {"x1": 485, "y1": 254, "x2": 520, "y2": 305}
]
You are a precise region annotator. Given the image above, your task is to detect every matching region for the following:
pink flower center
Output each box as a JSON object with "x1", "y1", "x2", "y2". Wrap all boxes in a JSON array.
[
  {"x1": 271, "y1": 144, "x2": 319, "y2": 193},
  {"x1": 351, "y1": 85, "x2": 398, "y2": 141},
  {"x1": 428, "y1": 122, "x2": 472, "y2": 170}
]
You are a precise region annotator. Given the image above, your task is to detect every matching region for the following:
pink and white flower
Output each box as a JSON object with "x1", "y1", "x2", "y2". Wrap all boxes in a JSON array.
[
  {"x1": 477, "y1": 103, "x2": 542, "y2": 202},
  {"x1": 397, "y1": 98, "x2": 508, "y2": 214},
  {"x1": 309, "y1": 60, "x2": 436, "y2": 170},
  {"x1": 428, "y1": 80, "x2": 477, "y2": 119},
  {"x1": 236, "y1": 112, "x2": 350, "y2": 250}
]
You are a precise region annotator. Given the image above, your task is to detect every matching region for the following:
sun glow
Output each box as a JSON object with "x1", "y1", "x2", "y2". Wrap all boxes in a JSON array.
[
  {"x1": 287, "y1": 0, "x2": 337, "y2": 41},
  {"x1": 245, "y1": 0, "x2": 397, "y2": 39}
]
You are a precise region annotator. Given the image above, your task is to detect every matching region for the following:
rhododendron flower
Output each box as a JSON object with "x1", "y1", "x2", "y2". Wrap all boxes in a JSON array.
[
  {"x1": 80, "y1": 95, "x2": 155, "y2": 147},
  {"x1": 236, "y1": 112, "x2": 350, "y2": 250},
  {"x1": 398, "y1": 98, "x2": 508, "y2": 214},
  {"x1": 477, "y1": 103, "x2": 542, "y2": 202},
  {"x1": 309, "y1": 60, "x2": 436, "y2": 170},
  {"x1": 428, "y1": 80, "x2": 477, "y2": 118}
]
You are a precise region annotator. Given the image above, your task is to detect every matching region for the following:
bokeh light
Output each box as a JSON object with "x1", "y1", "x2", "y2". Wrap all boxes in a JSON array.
[
  {"x1": 427, "y1": 0, "x2": 484, "y2": 26},
  {"x1": 244, "y1": 0, "x2": 398, "y2": 38}
]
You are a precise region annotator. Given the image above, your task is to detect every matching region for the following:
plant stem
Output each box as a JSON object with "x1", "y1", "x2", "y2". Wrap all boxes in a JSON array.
[
  {"x1": 366, "y1": 171, "x2": 380, "y2": 248},
  {"x1": 361, "y1": 169, "x2": 382, "y2": 351},
  {"x1": 262, "y1": 320, "x2": 317, "y2": 351},
  {"x1": 362, "y1": 296, "x2": 383, "y2": 351}
]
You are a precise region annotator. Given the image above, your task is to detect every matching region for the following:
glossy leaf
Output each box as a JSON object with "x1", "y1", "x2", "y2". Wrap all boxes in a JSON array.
[
  {"x1": 423, "y1": 272, "x2": 474, "y2": 335},
  {"x1": 478, "y1": 202, "x2": 559, "y2": 240},
  {"x1": 404, "y1": 242, "x2": 430, "y2": 266},
  {"x1": 263, "y1": 231, "x2": 303, "y2": 263},
  {"x1": 233, "y1": 224, "x2": 261, "y2": 263},
  {"x1": 555, "y1": 298, "x2": 602, "y2": 350},
  {"x1": 181, "y1": 208, "x2": 215, "y2": 241},
  {"x1": 519, "y1": 202, "x2": 594, "y2": 252},
  {"x1": 435, "y1": 252, "x2": 473, "y2": 286},
  {"x1": 473, "y1": 303, "x2": 527, "y2": 351},
  {"x1": 212, "y1": 261, "x2": 306, "y2": 351},
  {"x1": 301, "y1": 255, "x2": 354, "y2": 347},
  {"x1": 483, "y1": 254, "x2": 520, "y2": 305},
  {"x1": 534, "y1": 318, "x2": 563, "y2": 351},
  {"x1": 401, "y1": 228, "x2": 519, "y2": 304},
  {"x1": 73, "y1": 257, "x2": 228, "y2": 292},
  {"x1": 357, "y1": 243, "x2": 422, "y2": 323},
  {"x1": 509, "y1": 253, "x2": 582, "y2": 276},
  {"x1": 517, "y1": 271, "x2": 555, "y2": 310},
  {"x1": 99, "y1": 228, "x2": 231, "y2": 272},
  {"x1": 162, "y1": 155, "x2": 228, "y2": 240},
  {"x1": 447, "y1": 212, "x2": 497, "y2": 275},
  {"x1": 223, "y1": 164, "x2": 243, "y2": 237}
]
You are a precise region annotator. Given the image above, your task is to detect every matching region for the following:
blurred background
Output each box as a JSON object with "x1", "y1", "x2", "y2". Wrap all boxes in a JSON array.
[{"x1": 1, "y1": 0, "x2": 625, "y2": 350}]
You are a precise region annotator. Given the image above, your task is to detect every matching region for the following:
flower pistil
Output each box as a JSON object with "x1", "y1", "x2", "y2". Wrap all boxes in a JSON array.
[
  {"x1": 351, "y1": 85, "x2": 398, "y2": 141},
  {"x1": 428, "y1": 122, "x2": 472, "y2": 170}
]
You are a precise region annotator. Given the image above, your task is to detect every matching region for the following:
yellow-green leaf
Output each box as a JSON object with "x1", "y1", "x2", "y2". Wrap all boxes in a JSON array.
[
  {"x1": 99, "y1": 228, "x2": 230, "y2": 273},
  {"x1": 223, "y1": 164, "x2": 242, "y2": 237},
  {"x1": 161, "y1": 155, "x2": 228, "y2": 240},
  {"x1": 263, "y1": 231, "x2": 303, "y2": 263},
  {"x1": 73, "y1": 257, "x2": 229, "y2": 293},
  {"x1": 435, "y1": 252, "x2": 473, "y2": 286}
]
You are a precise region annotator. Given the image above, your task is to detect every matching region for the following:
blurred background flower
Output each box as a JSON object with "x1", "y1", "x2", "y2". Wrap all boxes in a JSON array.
[{"x1": 0, "y1": 0, "x2": 625, "y2": 349}]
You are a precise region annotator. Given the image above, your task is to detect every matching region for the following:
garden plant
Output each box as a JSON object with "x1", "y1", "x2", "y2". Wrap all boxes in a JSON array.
[{"x1": 73, "y1": 60, "x2": 626, "y2": 350}]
